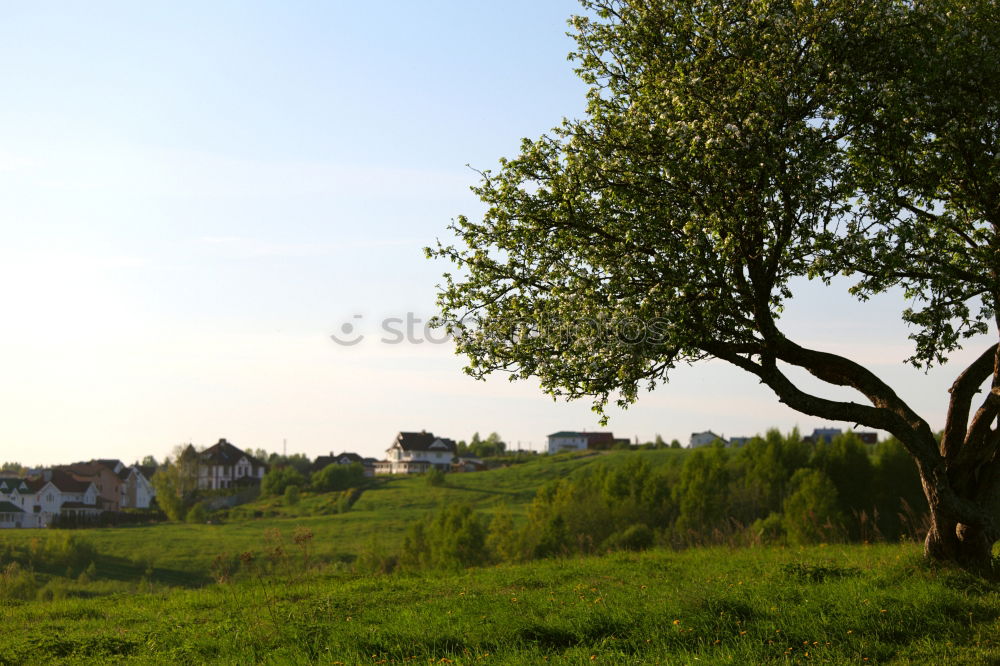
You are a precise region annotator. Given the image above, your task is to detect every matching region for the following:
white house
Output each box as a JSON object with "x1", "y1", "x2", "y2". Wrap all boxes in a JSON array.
[
  {"x1": 0, "y1": 468, "x2": 125, "y2": 528},
  {"x1": 118, "y1": 466, "x2": 156, "y2": 509},
  {"x1": 547, "y1": 432, "x2": 588, "y2": 453},
  {"x1": 376, "y1": 431, "x2": 457, "y2": 475},
  {"x1": 546, "y1": 431, "x2": 620, "y2": 453},
  {"x1": 182, "y1": 438, "x2": 268, "y2": 490},
  {"x1": 0, "y1": 500, "x2": 26, "y2": 528},
  {"x1": 689, "y1": 431, "x2": 728, "y2": 448}
]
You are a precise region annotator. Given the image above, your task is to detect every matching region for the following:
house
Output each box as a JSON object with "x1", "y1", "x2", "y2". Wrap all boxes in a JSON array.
[
  {"x1": 0, "y1": 471, "x2": 101, "y2": 527},
  {"x1": 805, "y1": 428, "x2": 842, "y2": 444},
  {"x1": 376, "y1": 431, "x2": 457, "y2": 475},
  {"x1": 728, "y1": 436, "x2": 752, "y2": 447},
  {"x1": 118, "y1": 465, "x2": 156, "y2": 509},
  {"x1": 546, "y1": 431, "x2": 620, "y2": 454},
  {"x1": 0, "y1": 478, "x2": 32, "y2": 527},
  {"x1": 0, "y1": 500, "x2": 26, "y2": 528},
  {"x1": 689, "y1": 431, "x2": 727, "y2": 448},
  {"x1": 313, "y1": 452, "x2": 377, "y2": 477},
  {"x1": 803, "y1": 428, "x2": 878, "y2": 445},
  {"x1": 56, "y1": 459, "x2": 127, "y2": 511},
  {"x1": 184, "y1": 439, "x2": 268, "y2": 490}
]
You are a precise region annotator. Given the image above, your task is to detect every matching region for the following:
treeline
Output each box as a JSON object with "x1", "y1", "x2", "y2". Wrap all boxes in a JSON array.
[{"x1": 384, "y1": 430, "x2": 926, "y2": 571}]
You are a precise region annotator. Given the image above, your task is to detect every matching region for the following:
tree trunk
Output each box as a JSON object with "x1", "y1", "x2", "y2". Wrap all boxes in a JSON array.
[{"x1": 924, "y1": 509, "x2": 995, "y2": 568}]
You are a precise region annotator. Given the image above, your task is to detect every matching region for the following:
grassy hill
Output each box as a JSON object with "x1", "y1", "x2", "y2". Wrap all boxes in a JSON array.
[{"x1": 0, "y1": 450, "x2": 662, "y2": 585}]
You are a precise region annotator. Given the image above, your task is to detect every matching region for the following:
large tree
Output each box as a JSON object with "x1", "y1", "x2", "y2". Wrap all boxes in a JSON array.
[{"x1": 429, "y1": 0, "x2": 1000, "y2": 565}]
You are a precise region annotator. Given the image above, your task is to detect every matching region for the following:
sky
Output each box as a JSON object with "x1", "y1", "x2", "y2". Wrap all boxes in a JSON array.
[{"x1": 0, "y1": 1, "x2": 989, "y2": 465}]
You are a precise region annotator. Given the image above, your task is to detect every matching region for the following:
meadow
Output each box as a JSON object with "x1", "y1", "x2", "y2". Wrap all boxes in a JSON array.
[
  {"x1": 1, "y1": 447, "x2": 998, "y2": 663},
  {"x1": 3, "y1": 542, "x2": 999, "y2": 663}
]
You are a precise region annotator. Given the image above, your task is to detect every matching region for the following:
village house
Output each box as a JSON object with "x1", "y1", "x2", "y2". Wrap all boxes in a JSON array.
[
  {"x1": 546, "y1": 431, "x2": 625, "y2": 453},
  {"x1": 55, "y1": 459, "x2": 157, "y2": 511},
  {"x1": 689, "y1": 431, "x2": 728, "y2": 448},
  {"x1": 183, "y1": 438, "x2": 268, "y2": 490},
  {"x1": 375, "y1": 431, "x2": 457, "y2": 475},
  {"x1": 0, "y1": 471, "x2": 101, "y2": 528},
  {"x1": 312, "y1": 451, "x2": 377, "y2": 477}
]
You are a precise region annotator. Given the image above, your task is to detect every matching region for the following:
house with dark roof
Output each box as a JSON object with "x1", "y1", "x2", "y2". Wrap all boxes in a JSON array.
[
  {"x1": 0, "y1": 500, "x2": 25, "y2": 528},
  {"x1": 546, "y1": 431, "x2": 620, "y2": 453},
  {"x1": 0, "y1": 472, "x2": 100, "y2": 527},
  {"x1": 375, "y1": 431, "x2": 456, "y2": 475},
  {"x1": 312, "y1": 452, "x2": 375, "y2": 477},
  {"x1": 184, "y1": 439, "x2": 268, "y2": 490},
  {"x1": 57, "y1": 459, "x2": 126, "y2": 511}
]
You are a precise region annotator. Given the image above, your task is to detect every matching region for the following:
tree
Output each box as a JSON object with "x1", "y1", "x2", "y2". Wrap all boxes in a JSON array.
[
  {"x1": 261, "y1": 467, "x2": 306, "y2": 497},
  {"x1": 782, "y1": 469, "x2": 845, "y2": 546},
  {"x1": 311, "y1": 462, "x2": 365, "y2": 493},
  {"x1": 429, "y1": 0, "x2": 1000, "y2": 565}
]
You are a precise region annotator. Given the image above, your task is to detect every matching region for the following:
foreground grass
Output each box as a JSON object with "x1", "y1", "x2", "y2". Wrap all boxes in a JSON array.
[{"x1": 2, "y1": 543, "x2": 998, "y2": 664}]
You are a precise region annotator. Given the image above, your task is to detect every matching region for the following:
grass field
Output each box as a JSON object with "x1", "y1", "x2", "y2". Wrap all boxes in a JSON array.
[
  {"x1": 3, "y1": 543, "x2": 999, "y2": 663},
  {"x1": 0, "y1": 451, "x2": 624, "y2": 585},
  {"x1": 2, "y1": 450, "x2": 998, "y2": 663}
]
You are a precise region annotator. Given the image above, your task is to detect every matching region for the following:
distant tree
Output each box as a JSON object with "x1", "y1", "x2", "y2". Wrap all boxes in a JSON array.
[
  {"x1": 669, "y1": 440, "x2": 682, "y2": 450},
  {"x1": 782, "y1": 469, "x2": 845, "y2": 545},
  {"x1": 0, "y1": 461, "x2": 26, "y2": 475},
  {"x1": 267, "y1": 453, "x2": 312, "y2": 477},
  {"x1": 261, "y1": 467, "x2": 306, "y2": 497},
  {"x1": 139, "y1": 455, "x2": 158, "y2": 468},
  {"x1": 673, "y1": 446, "x2": 730, "y2": 538},
  {"x1": 311, "y1": 462, "x2": 365, "y2": 493},
  {"x1": 151, "y1": 459, "x2": 188, "y2": 521},
  {"x1": 654, "y1": 434, "x2": 666, "y2": 449}
]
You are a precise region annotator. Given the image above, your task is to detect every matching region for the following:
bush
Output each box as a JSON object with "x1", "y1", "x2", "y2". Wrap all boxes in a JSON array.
[
  {"x1": 261, "y1": 467, "x2": 306, "y2": 497},
  {"x1": 284, "y1": 484, "x2": 301, "y2": 506},
  {"x1": 311, "y1": 462, "x2": 365, "y2": 492},
  {"x1": 425, "y1": 467, "x2": 446, "y2": 487},
  {"x1": 0, "y1": 562, "x2": 38, "y2": 601},
  {"x1": 603, "y1": 524, "x2": 654, "y2": 551},
  {"x1": 186, "y1": 502, "x2": 208, "y2": 524}
]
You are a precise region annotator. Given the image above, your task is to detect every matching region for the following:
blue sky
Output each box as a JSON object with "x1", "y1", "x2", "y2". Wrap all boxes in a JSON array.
[{"x1": 0, "y1": 1, "x2": 985, "y2": 465}]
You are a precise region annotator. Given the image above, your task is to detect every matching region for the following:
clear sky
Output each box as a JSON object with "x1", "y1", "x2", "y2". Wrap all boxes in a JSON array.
[{"x1": 0, "y1": 1, "x2": 988, "y2": 465}]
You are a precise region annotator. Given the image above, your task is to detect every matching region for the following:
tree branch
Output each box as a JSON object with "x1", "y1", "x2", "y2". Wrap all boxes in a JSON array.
[{"x1": 942, "y1": 343, "x2": 999, "y2": 459}]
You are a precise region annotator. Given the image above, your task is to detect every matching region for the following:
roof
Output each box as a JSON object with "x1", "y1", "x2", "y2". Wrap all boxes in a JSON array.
[
  {"x1": 392, "y1": 432, "x2": 457, "y2": 453},
  {"x1": 48, "y1": 470, "x2": 94, "y2": 494},
  {"x1": 548, "y1": 431, "x2": 586, "y2": 438},
  {"x1": 314, "y1": 452, "x2": 364, "y2": 469},
  {"x1": 0, "y1": 500, "x2": 24, "y2": 513},
  {"x1": 200, "y1": 439, "x2": 266, "y2": 468},
  {"x1": 0, "y1": 478, "x2": 29, "y2": 494}
]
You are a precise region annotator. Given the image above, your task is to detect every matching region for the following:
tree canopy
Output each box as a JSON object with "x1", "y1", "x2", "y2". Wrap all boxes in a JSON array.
[{"x1": 429, "y1": 0, "x2": 1000, "y2": 565}]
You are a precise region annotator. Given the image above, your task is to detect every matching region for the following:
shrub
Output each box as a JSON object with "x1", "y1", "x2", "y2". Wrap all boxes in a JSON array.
[
  {"x1": 602, "y1": 524, "x2": 654, "y2": 551},
  {"x1": 186, "y1": 502, "x2": 208, "y2": 524},
  {"x1": 425, "y1": 467, "x2": 446, "y2": 487},
  {"x1": 261, "y1": 467, "x2": 306, "y2": 497}
]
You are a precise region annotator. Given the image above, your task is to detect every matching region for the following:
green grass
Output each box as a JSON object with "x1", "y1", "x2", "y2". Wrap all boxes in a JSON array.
[
  {"x1": 2, "y1": 543, "x2": 999, "y2": 663},
  {"x1": 0, "y1": 450, "x2": 624, "y2": 583}
]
